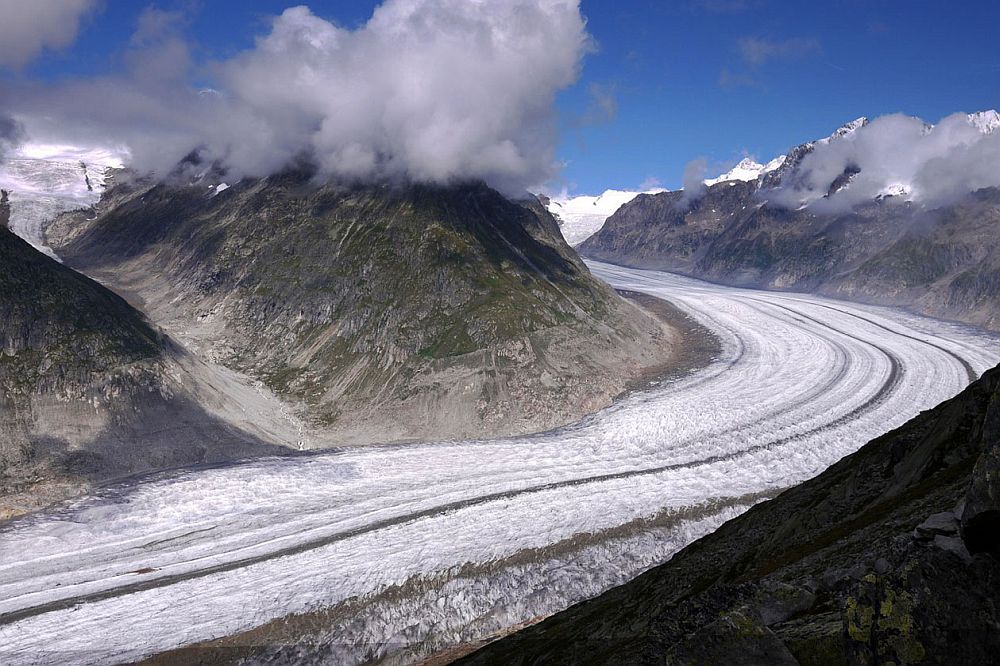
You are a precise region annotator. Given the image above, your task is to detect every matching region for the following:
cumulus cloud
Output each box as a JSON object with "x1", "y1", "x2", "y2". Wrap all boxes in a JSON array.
[
  {"x1": 0, "y1": 0, "x2": 99, "y2": 69},
  {"x1": 738, "y1": 36, "x2": 820, "y2": 67},
  {"x1": 766, "y1": 112, "x2": 1000, "y2": 211},
  {"x1": 2, "y1": 1, "x2": 590, "y2": 193}
]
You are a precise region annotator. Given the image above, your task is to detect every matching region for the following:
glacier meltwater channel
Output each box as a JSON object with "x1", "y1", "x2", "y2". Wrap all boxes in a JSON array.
[{"x1": 1, "y1": 261, "x2": 998, "y2": 664}]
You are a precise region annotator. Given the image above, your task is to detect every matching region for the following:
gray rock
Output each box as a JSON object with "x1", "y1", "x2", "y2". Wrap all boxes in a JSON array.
[
  {"x1": 663, "y1": 609, "x2": 799, "y2": 666},
  {"x1": 757, "y1": 582, "x2": 817, "y2": 626},
  {"x1": 960, "y1": 380, "x2": 1000, "y2": 557},
  {"x1": 0, "y1": 189, "x2": 9, "y2": 230},
  {"x1": 934, "y1": 535, "x2": 972, "y2": 562},
  {"x1": 913, "y1": 511, "x2": 960, "y2": 540}
]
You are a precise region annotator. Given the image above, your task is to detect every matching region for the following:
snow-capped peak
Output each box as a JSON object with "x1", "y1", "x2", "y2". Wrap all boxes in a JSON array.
[
  {"x1": 816, "y1": 117, "x2": 868, "y2": 145},
  {"x1": 968, "y1": 110, "x2": 1000, "y2": 134},
  {"x1": 704, "y1": 155, "x2": 786, "y2": 186}
]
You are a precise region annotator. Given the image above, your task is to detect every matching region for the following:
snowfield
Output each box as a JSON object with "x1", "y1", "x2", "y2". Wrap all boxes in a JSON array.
[{"x1": 0, "y1": 261, "x2": 997, "y2": 664}]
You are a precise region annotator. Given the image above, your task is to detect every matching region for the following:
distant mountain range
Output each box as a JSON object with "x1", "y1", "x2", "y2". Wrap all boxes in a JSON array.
[{"x1": 579, "y1": 111, "x2": 1000, "y2": 332}]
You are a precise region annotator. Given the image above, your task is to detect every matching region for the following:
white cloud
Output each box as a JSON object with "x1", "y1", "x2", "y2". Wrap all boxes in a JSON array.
[
  {"x1": 679, "y1": 157, "x2": 707, "y2": 208},
  {"x1": 0, "y1": 0, "x2": 99, "y2": 69},
  {"x1": 3, "y1": 1, "x2": 590, "y2": 194}
]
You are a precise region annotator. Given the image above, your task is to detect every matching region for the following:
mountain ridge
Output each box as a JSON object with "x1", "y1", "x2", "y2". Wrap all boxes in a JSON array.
[
  {"x1": 580, "y1": 112, "x2": 1000, "y2": 331},
  {"x1": 45, "y1": 170, "x2": 681, "y2": 445}
]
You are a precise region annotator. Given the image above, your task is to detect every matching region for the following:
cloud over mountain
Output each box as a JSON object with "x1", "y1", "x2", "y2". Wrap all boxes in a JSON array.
[
  {"x1": 768, "y1": 111, "x2": 1000, "y2": 211},
  {"x1": 1, "y1": 1, "x2": 590, "y2": 193},
  {"x1": 0, "y1": 114, "x2": 24, "y2": 162}
]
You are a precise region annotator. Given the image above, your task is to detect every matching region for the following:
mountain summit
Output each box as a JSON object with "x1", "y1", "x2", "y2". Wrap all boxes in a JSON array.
[{"x1": 46, "y1": 170, "x2": 679, "y2": 445}]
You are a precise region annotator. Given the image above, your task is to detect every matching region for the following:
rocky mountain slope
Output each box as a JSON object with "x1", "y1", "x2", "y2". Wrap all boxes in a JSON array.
[
  {"x1": 0, "y1": 224, "x2": 300, "y2": 519},
  {"x1": 581, "y1": 114, "x2": 1000, "y2": 332},
  {"x1": 46, "y1": 170, "x2": 677, "y2": 445},
  {"x1": 462, "y1": 361, "x2": 1000, "y2": 665}
]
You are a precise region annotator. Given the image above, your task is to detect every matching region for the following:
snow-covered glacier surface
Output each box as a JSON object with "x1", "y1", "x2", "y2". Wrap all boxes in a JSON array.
[
  {"x1": 1, "y1": 262, "x2": 998, "y2": 664},
  {"x1": 0, "y1": 144, "x2": 125, "y2": 259}
]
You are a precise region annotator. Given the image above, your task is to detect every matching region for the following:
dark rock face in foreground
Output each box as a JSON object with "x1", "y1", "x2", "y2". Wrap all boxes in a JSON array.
[
  {"x1": 462, "y1": 365, "x2": 1000, "y2": 665},
  {"x1": 48, "y1": 174, "x2": 676, "y2": 444},
  {"x1": 1, "y1": 226, "x2": 162, "y2": 490}
]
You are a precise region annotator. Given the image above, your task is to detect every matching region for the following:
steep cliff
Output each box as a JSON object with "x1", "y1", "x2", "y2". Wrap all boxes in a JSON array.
[{"x1": 0, "y1": 189, "x2": 9, "y2": 229}]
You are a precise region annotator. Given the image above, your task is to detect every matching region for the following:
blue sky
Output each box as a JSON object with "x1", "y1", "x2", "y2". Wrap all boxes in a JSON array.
[{"x1": 16, "y1": 0, "x2": 1000, "y2": 194}]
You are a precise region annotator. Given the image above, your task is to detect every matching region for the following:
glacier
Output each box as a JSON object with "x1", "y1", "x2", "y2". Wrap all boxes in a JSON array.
[
  {"x1": 0, "y1": 144, "x2": 125, "y2": 260},
  {"x1": 0, "y1": 261, "x2": 997, "y2": 664}
]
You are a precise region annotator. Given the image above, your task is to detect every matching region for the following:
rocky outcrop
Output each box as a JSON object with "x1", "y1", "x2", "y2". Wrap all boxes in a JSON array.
[
  {"x1": 46, "y1": 173, "x2": 678, "y2": 444},
  {"x1": 462, "y1": 364, "x2": 1000, "y2": 665}
]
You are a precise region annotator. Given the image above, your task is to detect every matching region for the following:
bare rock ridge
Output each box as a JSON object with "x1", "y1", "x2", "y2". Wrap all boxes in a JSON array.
[
  {"x1": 581, "y1": 119, "x2": 1000, "y2": 332},
  {"x1": 47, "y1": 170, "x2": 677, "y2": 445},
  {"x1": 463, "y1": 362, "x2": 1000, "y2": 665},
  {"x1": 0, "y1": 225, "x2": 294, "y2": 518}
]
